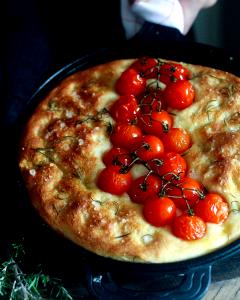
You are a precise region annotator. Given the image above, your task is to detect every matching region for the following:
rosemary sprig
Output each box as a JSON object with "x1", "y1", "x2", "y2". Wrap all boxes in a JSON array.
[
  {"x1": 190, "y1": 73, "x2": 225, "y2": 82},
  {"x1": 35, "y1": 147, "x2": 55, "y2": 163},
  {"x1": 226, "y1": 83, "x2": 237, "y2": 98},
  {"x1": 0, "y1": 243, "x2": 72, "y2": 300},
  {"x1": 76, "y1": 108, "x2": 109, "y2": 125},
  {"x1": 47, "y1": 100, "x2": 62, "y2": 112},
  {"x1": 205, "y1": 99, "x2": 219, "y2": 121}
]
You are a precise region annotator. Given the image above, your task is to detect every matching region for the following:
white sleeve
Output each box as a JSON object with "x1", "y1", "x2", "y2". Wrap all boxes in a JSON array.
[{"x1": 131, "y1": 0, "x2": 184, "y2": 34}]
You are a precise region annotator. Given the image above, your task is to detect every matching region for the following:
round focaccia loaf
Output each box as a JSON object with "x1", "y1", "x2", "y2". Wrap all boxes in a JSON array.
[{"x1": 19, "y1": 58, "x2": 240, "y2": 263}]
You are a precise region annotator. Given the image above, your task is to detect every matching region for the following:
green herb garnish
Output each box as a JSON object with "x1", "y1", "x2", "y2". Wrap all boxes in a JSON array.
[{"x1": 0, "y1": 243, "x2": 72, "y2": 299}]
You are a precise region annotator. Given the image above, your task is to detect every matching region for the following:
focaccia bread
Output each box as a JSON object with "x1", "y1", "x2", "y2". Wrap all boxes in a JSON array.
[{"x1": 19, "y1": 57, "x2": 240, "y2": 263}]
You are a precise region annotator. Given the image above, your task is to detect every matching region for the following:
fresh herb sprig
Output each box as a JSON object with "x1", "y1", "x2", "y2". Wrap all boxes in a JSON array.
[{"x1": 0, "y1": 243, "x2": 72, "y2": 300}]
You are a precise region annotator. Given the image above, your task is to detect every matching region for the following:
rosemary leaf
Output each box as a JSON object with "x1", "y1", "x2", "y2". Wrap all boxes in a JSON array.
[{"x1": 115, "y1": 233, "x2": 131, "y2": 239}]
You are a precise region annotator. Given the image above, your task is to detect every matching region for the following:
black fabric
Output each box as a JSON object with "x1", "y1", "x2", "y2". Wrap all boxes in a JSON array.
[{"x1": 132, "y1": 21, "x2": 186, "y2": 43}]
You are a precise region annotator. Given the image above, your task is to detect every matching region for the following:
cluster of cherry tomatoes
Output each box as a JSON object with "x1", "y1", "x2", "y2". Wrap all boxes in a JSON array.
[{"x1": 97, "y1": 57, "x2": 229, "y2": 241}]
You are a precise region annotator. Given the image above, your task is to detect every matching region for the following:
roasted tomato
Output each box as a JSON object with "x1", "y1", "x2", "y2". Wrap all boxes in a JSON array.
[
  {"x1": 115, "y1": 68, "x2": 146, "y2": 96},
  {"x1": 166, "y1": 177, "x2": 204, "y2": 210},
  {"x1": 97, "y1": 165, "x2": 132, "y2": 195},
  {"x1": 148, "y1": 152, "x2": 187, "y2": 181},
  {"x1": 139, "y1": 90, "x2": 167, "y2": 113},
  {"x1": 143, "y1": 196, "x2": 176, "y2": 226},
  {"x1": 131, "y1": 57, "x2": 158, "y2": 77},
  {"x1": 110, "y1": 123, "x2": 142, "y2": 150},
  {"x1": 138, "y1": 110, "x2": 173, "y2": 137},
  {"x1": 172, "y1": 213, "x2": 206, "y2": 240},
  {"x1": 103, "y1": 147, "x2": 132, "y2": 167},
  {"x1": 159, "y1": 62, "x2": 189, "y2": 85},
  {"x1": 133, "y1": 135, "x2": 164, "y2": 161},
  {"x1": 163, "y1": 80, "x2": 195, "y2": 110},
  {"x1": 109, "y1": 94, "x2": 140, "y2": 123},
  {"x1": 161, "y1": 128, "x2": 191, "y2": 154},
  {"x1": 128, "y1": 174, "x2": 162, "y2": 204},
  {"x1": 194, "y1": 193, "x2": 229, "y2": 224}
]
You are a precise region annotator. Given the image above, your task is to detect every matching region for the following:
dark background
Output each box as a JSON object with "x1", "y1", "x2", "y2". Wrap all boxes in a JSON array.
[
  {"x1": 1, "y1": 0, "x2": 240, "y2": 298},
  {"x1": 193, "y1": 0, "x2": 240, "y2": 56}
]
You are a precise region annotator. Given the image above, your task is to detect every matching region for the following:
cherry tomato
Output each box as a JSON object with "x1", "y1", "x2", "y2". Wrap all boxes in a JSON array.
[
  {"x1": 115, "y1": 68, "x2": 146, "y2": 96},
  {"x1": 159, "y1": 62, "x2": 189, "y2": 85},
  {"x1": 194, "y1": 193, "x2": 229, "y2": 224},
  {"x1": 133, "y1": 135, "x2": 164, "y2": 161},
  {"x1": 128, "y1": 175, "x2": 162, "y2": 204},
  {"x1": 161, "y1": 128, "x2": 191, "y2": 154},
  {"x1": 172, "y1": 214, "x2": 206, "y2": 240},
  {"x1": 131, "y1": 57, "x2": 158, "y2": 77},
  {"x1": 110, "y1": 123, "x2": 142, "y2": 150},
  {"x1": 139, "y1": 90, "x2": 167, "y2": 113},
  {"x1": 97, "y1": 165, "x2": 132, "y2": 195},
  {"x1": 103, "y1": 147, "x2": 132, "y2": 167},
  {"x1": 143, "y1": 196, "x2": 176, "y2": 226},
  {"x1": 148, "y1": 152, "x2": 187, "y2": 181},
  {"x1": 163, "y1": 80, "x2": 195, "y2": 110},
  {"x1": 138, "y1": 110, "x2": 173, "y2": 137},
  {"x1": 166, "y1": 177, "x2": 204, "y2": 210},
  {"x1": 110, "y1": 95, "x2": 140, "y2": 123}
]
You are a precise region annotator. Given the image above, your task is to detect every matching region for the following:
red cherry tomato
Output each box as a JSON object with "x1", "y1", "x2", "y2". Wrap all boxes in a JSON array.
[
  {"x1": 115, "y1": 68, "x2": 146, "y2": 96},
  {"x1": 159, "y1": 62, "x2": 189, "y2": 85},
  {"x1": 128, "y1": 175, "x2": 162, "y2": 204},
  {"x1": 148, "y1": 152, "x2": 187, "y2": 181},
  {"x1": 97, "y1": 165, "x2": 132, "y2": 195},
  {"x1": 163, "y1": 80, "x2": 195, "y2": 110},
  {"x1": 131, "y1": 57, "x2": 158, "y2": 77},
  {"x1": 194, "y1": 193, "x2": 229, "y2": 224},
  {"x1": 172, "y1": 214, "x2": 206, "y2": 240},
  {"x1": 110, "y1": 123, "x2": 142, "y2": 150},
  {"x1": 143, "y1": 196, "x2": 176, "y2": 226},
  {"x1": 133, "y1": 135, "x2": 164, "y2": 161},
  {"x1": 161, "y1": 128, "x2": 191, "y2": 154},
  {"x1": 110, "y1": 95, "x2": 140, "y2": 123},
  {"x1": 103, "y1": 147, "x2": 132, "y2": 167},
  {"x1": 138, "y1": 110, "x2": 173, "y2": 137},
  {"x1": 139, "y1": 90, "x2": 167, "y2": 113},
  {"x1": 166, "y1": 177, "x2": 204, "y2": 210}
]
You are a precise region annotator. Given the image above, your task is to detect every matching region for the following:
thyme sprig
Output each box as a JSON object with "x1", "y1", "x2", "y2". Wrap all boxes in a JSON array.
[
  {"x1": 0, "y1": 243, "x2": 72, "y2": 300},
  {"x1": 113, "y1": 142, "x2": 204, "y2": 214},
  {"x1": 138, "y1": 91, "x2": 163, "y2": 112}
]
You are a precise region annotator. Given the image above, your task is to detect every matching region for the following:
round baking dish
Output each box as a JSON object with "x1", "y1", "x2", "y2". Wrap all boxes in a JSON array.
[{"x1": 14, "y1": 42, "x2": 240, "y2": 299}]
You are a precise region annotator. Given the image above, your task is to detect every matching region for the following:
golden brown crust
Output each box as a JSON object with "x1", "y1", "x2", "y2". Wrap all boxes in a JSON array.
[{"x1": 19, "y1": 58, "x2": 240, "y2": 263}]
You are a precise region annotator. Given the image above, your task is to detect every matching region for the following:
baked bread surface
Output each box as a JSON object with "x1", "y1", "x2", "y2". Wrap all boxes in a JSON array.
[{"x1": 19, "y1": 59, "x2": 240, "y2": 263}]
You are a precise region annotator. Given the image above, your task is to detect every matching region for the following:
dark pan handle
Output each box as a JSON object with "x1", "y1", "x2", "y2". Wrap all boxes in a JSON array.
[{"x1": 86, "y1": 265, "x2": 211, "y2": 300}]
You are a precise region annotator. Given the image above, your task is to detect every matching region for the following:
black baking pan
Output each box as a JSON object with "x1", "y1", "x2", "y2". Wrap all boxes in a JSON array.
[{"x1": 5, "y1": 41, "x2": 240, "y2": 300}]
